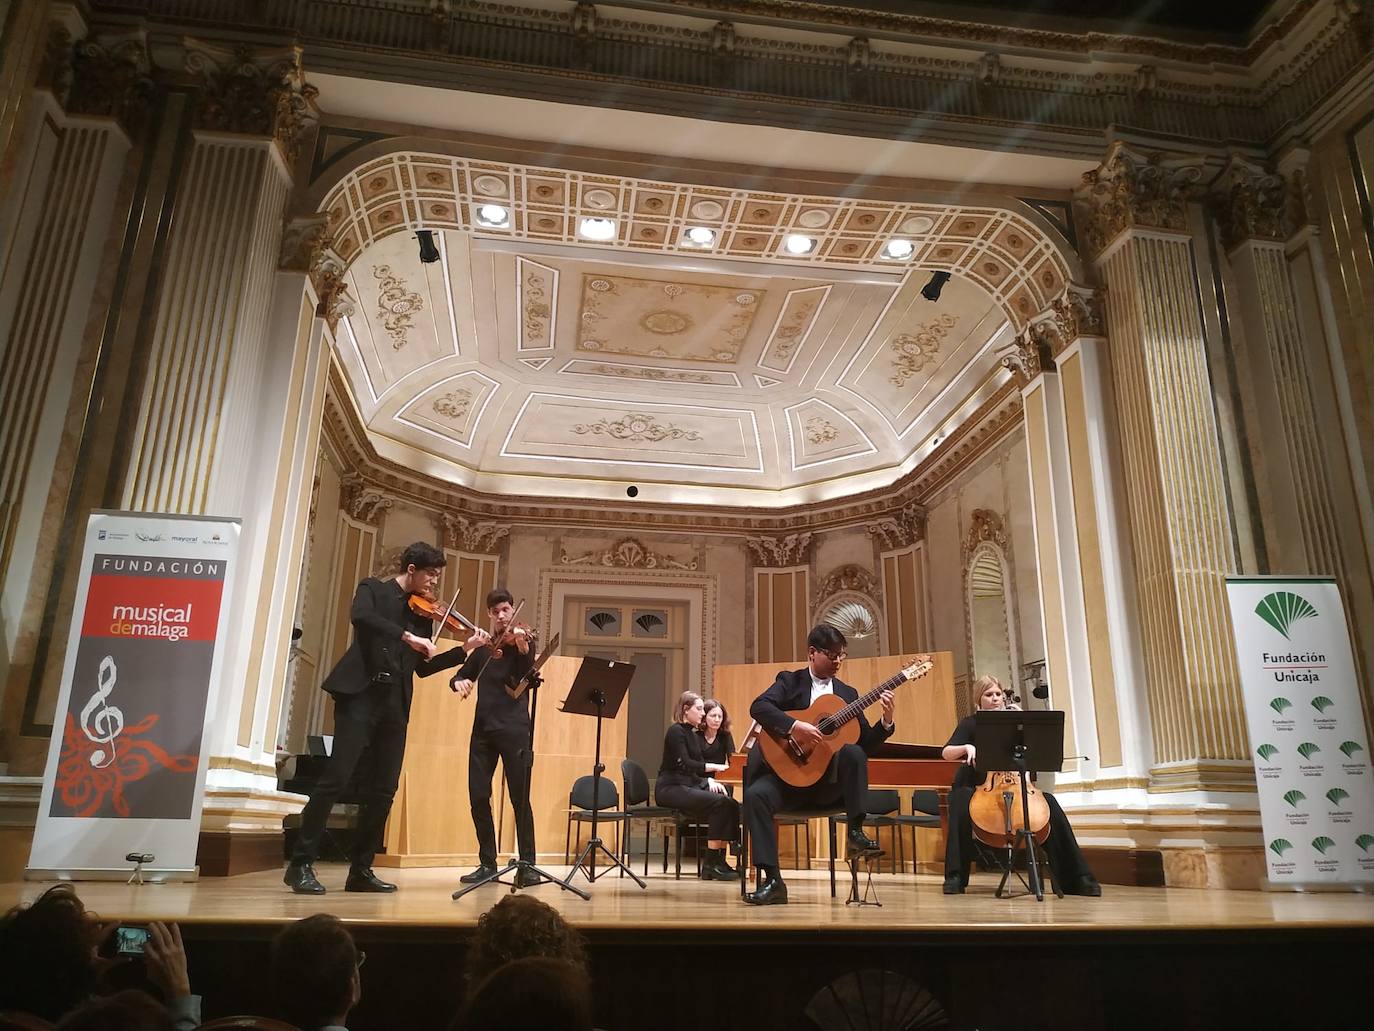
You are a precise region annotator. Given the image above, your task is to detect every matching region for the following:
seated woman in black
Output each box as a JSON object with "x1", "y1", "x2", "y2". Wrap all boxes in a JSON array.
[
  {"x1": 656, "y1": 691, "x2": 740, "y2": 880},
  {"x1": 699, "y1": 698, "x2": 736, "y2": 772},
  {"x1": 941, "y1": 674, "x2": 1101, "y2": 897}
]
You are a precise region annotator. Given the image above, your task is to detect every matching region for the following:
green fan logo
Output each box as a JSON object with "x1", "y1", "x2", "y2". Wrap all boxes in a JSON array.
[
  {"x1": 1255, "y1": 591, "x2": 1319, "y2": 640},
  {"x1": 1311, "y1": 696, "x2": 1335, "y2": 713},
  {"x1": 1282, "y1": 789, "x2": 1306, "y2": 808},
  {"x1": 1311, "y1": 836, "x2": 1336, "y2": 854},
  {"x1": 1269, "y1": 838, "x2": 1293, "y2": 856},
  {"x1": 1270, "y1": 697, "x2": 1293, "y2": 715},
  {"x1": 1297, "y1": 742, "x2": 1321, "y2": 760},
  {"x1": 1256, "y1": 744, "x2": 1279, "y2": 762},
  {"x1": 1356, "y1": 834, "x2": 1374, "y2": 853},
  {"x1": 1340, "y1": 741, "x2": 1364, "y2": 758},
  {"x1": 1326, "y1": 787, "x2": 1349, "y2": 806}
]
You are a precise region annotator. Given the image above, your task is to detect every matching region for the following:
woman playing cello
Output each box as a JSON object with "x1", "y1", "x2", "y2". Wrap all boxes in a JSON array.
[{"x1": 941, "y1": 675, "x2": 1101, "y2": 896}]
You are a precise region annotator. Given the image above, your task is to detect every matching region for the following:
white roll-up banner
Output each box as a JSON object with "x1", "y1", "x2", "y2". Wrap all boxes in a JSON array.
[
  {"x1": 1226, "y1": 576, "x2": 1374, "y2": 888},
  {"x1": 28, "y1": 511, "x2": 240, "y2": 880}
]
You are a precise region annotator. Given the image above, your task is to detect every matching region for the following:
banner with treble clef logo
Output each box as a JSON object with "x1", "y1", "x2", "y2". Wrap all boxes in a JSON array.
[{"x1": 28, "y1": 511, "x2": 239, "y2": 879}]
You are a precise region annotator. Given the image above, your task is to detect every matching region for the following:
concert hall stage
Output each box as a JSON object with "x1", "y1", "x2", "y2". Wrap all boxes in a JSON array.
[{"x1": 5, "y1": 865, "x2": 1368, "y2": 1030}]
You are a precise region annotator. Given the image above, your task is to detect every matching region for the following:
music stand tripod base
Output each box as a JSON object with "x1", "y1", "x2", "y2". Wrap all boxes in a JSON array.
[
  {"x1": 845, "y1": 850, "x2": 883, "y2": 907},
  {"x1": 451, "y1": 858, "x2": 589, "y2": 902}
]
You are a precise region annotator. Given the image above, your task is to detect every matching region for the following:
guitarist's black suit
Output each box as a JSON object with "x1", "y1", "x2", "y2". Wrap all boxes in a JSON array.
[{"x1": 746, "y1": 668, "x2": 894, "y2": 870}]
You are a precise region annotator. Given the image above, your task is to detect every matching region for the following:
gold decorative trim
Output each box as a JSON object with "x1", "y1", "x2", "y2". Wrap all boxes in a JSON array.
[
  {"x1": 560, "y1": 537, "x2": 698, "y2": 570},
  {"x1": 438, "y1": 512, "x2": 509, "y2": 554},
  {"x1": 744, "y1": 532, "x2": 813, "y2": 567}
]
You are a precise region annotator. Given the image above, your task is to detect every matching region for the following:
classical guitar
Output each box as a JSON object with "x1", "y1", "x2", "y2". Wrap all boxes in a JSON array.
[{"x1": 754, "y1": 655, "x2": 934, "y2": 788}]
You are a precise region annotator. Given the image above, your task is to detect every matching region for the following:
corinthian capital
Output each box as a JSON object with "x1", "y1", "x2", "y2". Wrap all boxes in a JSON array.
[
  {"x1": 339, "y1": 473, "x2": 392, "y2": 526},
  {"x1": 47, "y1": 30, "x2": 155, "y2": 135},
  {"x1": 1001, "y1": 326, "x2": 1055, "y2": 387},
  {"x1": 184, "y1": 41, "x2": 319, "y2": 165},
  {"x1": 439, "y1": 512, "x2": 510, "y2": 554},
  {"x1": 1210, "y1": 159, "x2": 1287, "y2": 251},
  {"x1": 1076, "y1": 144, "x2": 1205, "y2": 257},
  {"x1": 865, "y1": 502, "x2": 927, "y2": 550},
  {"x1": 744, "y1": 532, "x2": 813, "y2": 567}
]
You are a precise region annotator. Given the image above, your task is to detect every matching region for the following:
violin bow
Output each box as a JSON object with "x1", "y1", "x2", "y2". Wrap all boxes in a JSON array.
[{"x1": 430, "y1": 586, "x2": 463, "y2": 646}]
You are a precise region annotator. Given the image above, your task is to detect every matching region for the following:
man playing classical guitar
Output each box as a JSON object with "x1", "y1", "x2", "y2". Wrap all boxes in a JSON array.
[{"x1": 743, "y1": 624, "x2": 896, "y2": 905}]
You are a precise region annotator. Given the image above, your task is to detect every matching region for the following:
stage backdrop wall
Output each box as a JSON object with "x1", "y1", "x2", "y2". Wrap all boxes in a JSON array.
[
  {"x1": 28, "y1": 512, "x2": 240, "y2": 880},
  {"x1": 1226, "y1": 576, "x2": 1374, "y2": 888}
]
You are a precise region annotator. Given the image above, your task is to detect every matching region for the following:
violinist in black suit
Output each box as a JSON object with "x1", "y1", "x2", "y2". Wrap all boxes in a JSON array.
[
  {"x1": 743, "y1": 624, "x2": 896, "y2": 905},
  {"x1": 285, "y1": 542, "x2": 479, "y2": 896}
]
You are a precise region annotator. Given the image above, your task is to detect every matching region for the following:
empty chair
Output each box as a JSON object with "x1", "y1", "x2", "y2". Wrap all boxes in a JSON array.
[{"x1": 563, "y1": 774, "x2": 626, "y2": 866}]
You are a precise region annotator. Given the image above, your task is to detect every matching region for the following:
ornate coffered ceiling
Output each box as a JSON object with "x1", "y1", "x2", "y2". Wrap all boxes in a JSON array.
[{"x1": 323, "y1": 150, "x2": 1067, "y2": 504}]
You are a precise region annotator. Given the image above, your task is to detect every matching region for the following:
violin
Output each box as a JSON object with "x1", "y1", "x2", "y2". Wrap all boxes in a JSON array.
[
  {"x1": 480, "y1": 598, "x2": 535, "y2": 658},
  {"x1": 407, "y1": 592, "x2": 482, "y2": 639}
]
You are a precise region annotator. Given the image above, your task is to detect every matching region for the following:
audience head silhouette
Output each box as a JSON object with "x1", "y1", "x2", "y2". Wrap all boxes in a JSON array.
[
  {"x1": 0, "y1": 884, "x2": 99, "y2": 1022},
  {"x1": 270, "y1": 914, "x2": 361, "y2": 1030},
  {"x1": 451, "y1": 956, "x2": 592, "y2": 1031},
  {"x1": 56, "y1": 989, "x2": 175, "y2": 1031},
  {"x1": 463, "y1": 895, "x2": 588, "y2": 993}
]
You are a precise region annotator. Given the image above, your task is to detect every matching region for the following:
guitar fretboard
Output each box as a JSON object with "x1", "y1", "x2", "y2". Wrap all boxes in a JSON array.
[{"x1": 816, "y1": 666, "x2": 924, "y2": 733}]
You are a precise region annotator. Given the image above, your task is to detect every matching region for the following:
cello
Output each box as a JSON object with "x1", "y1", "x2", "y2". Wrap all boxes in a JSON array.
[{"x1": 968, "y1": 766, "x2": 1051, "y2": 848}]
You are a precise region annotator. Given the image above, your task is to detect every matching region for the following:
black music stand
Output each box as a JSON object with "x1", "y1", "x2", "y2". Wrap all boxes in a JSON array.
[
  {"x1": 560, "y1": 657, "x2": 646, "y2": 890},
  {"x1": 452, "y1": 643, "x2": 589, "y2": 902},
  {"x1": 974, "y1": 710, "x2": 1065, "y2": 902}
]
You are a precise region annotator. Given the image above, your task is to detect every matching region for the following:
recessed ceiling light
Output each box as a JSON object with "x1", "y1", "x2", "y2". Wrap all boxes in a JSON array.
[
  {"x1": 474, "y1": 204, "x2": 510, "y2": 228},
  {"x1": 783, "y1": 233, "x2": 816, "y2": 255},
  {"x1": 579, "y1": 217, "x2": 617, "y2": 241},
  {"x1": 882, "y1": 239, "x2": 914, "y2": 260},
  {"x1": 683, "y1": 226, "x2": 716, "y2": 247}
]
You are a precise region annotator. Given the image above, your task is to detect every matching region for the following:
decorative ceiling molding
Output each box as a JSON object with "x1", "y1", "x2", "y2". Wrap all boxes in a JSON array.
[{"x1": 516, "y1": 257, "x2": 557, "y2": 351}]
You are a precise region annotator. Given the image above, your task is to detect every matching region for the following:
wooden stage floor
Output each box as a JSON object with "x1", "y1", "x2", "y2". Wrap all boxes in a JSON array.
[{"x1": 5, "y1": 862, "x2": 1371, "y2": 936}]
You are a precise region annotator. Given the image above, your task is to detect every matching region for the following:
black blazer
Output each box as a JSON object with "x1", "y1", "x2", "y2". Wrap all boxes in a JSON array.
[
  {"x1": 750, "y1": 667, "x2": 894, "y2": 754},
  {"x1": 320, "y1": 577, "x2": 465, "y2": 707}
]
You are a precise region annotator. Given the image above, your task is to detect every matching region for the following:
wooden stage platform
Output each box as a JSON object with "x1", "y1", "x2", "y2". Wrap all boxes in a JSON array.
[{"x1": 5, "y1": 865, "x2": 1370, "y2": 1030}]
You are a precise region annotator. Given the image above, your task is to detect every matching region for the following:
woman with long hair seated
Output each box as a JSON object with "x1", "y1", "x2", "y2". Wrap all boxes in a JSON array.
[
  {"x1": 656, "y1": 691, "x2": 740, "y2": 880},
  {"x1": 941, "y1": 674, "x2": 1101, "y2": 897},
  {"x1": 699, "y1": 698, "x2": 735, "y2": 771}
]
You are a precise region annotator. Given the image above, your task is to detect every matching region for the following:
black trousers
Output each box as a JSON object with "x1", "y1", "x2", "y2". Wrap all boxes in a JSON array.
[
  {"x1": 744, "y1": 743, "x2": 869, "y2": 871},
  {"x1": 943, "y1": 785, "x2": 1093, "y2": 886},
  {"x1": 469, "y1": 720, "x2": 536, "y2": 866},
  {"x1": 293, "y1": 681, "x2": 407, "y2": 868},
  {"x1": 654, "y1": 777, "x2": 741, "y2": 842}
]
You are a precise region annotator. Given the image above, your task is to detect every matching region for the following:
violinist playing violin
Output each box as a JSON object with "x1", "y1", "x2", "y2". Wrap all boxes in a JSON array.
[
  {"x1": 450, "y1": 588, "x2": 543, "y2": 887},
  {"x1": 941, "y1": 674, "x2": 1101, "y2": 896},
  {"x1": 285, "y1": 542, "x2": 483, "y2": 896}
]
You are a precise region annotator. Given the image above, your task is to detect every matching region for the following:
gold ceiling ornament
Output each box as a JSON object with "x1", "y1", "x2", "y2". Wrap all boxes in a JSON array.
[
  {"x1": 814, "y1": 563, "x2": 881, "y2": 606},
  {"x1": 1210, "y1": 159, "x2": 1289, "y2": 252},
  {"x1": 743, "y1": 532, "x2": 813, "y2": 567},
  {"x1": 961, "y1": 508, "x2": 1009, "y2": 566},
  {"x1": 764, "y1": 289, "x2": 826, "y2": 369},
  {"x1": 339, "y1": 472, "x2": 393, "y2": 525},
  {"x1": 521, "y1": 262, "x2": 554, "y2": 346},
  {"x1": 571, "y1": 412, "x2": 702, "y2": 443},
  {"x1": 183, "y1": 41, "x2": 318, "y2": 165},
  {"x1": 889, "y1": 313, "x2": 958, "y2": 387},
  {"x1": 583, "y1": 364, "x2": 716, "y2": 384},
  {"x1": 438, "y1": 511, "x2": 509, "y2": 554},
  {"x1": 54, "y1": 31, "x2": 155, "y2": 135},
  {"x1": 372, "y1": 264, "x2": 423, "y2": 349},
  {"x1": 559, "y1": 537, "x2": 698, "y2": 570},
  {"x1": 640, "y1": 309, "x2": 693, "y2": 335},
  {"x1": 1075, "y1": 144, "x2": 1206, "y2": 258},
  {"x1": 865, "y1": 501, "x2": 928, "y2": 550},
  {"x1": 804, "y1": 416, "x2": 838, "y2": 445},
  {"x1": 431, "y1": 387, "x2": 473, "y2": 421}
]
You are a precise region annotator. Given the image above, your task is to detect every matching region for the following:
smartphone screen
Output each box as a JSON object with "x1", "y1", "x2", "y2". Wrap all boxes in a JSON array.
[{"x1": 114, "y1": 925, "x2": 149, "y2": 955}]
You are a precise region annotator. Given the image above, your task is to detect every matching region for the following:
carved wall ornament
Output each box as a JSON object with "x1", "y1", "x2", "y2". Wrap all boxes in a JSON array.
[
  {"x1": 1001, "y1": 325, "x2": 1056, "y2": 386},
  {"x1": 889, "y1": 313, "x2": 958, "y2": 387},
  {"x1": 560, "y1": 537, "x2": 698, "y2": 570},
  {"x1": 432, "y1": 388, "x2": 473, "y2": 421},
  {"x1": 744, "y1": 532, "x2": 813, "y2": 567},
  {"x1": 865, "y1": 502, "x2": 928, "y2": 550},
  {"x1": 1211, "y1": 159, "x2": 1288, "y2": 251},
  {"x1": 1048, "y1": 284, "x2": 1106, "y2": 345},
  {"x1": 439, "y1": 512, "x2": 509, "y2": 553},
  {"x1": 814, "y1": 564, "x2": 880, "y2": 605},
  {"x1": 280, "y1": 214, "x2": 332, "y2": 273},
  {"x1": 58, "y1": 33, "x2": 155, "y2": 134},
  {"x1": 339, "y1": 473, "x2": 393, "y2": 525},
  {"x1": 1076, "y1": 146, "x2": 1206, "y2": 257},
  {"x1": 184, "y1": 42, "x2": 319, "y2": 165},
  {"x1": 962, "y1": 509, "x2": 1009, "y2": 564},
  {"x1": 372, "y1": 264, "x2": 423, "y2": 349},
  {"x1": 804, "y1": 416, "x2": 838, "y2": 445},
  {"x1": 572, "y1": 412, "x2": 702, "y2": 443}
]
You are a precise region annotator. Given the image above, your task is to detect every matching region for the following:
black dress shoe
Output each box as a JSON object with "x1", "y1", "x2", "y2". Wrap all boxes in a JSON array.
[
  {"x1": 345, "y1": 866, "x2": 397, "y2": 893},
  {"x1": 459, "y1": 864, "x2": 498, "y2": 884},
  {"x1": 513, "y1": 867, "x2": 546, "y2": 888},
  {"x1": 700, "y1": 858, "x2": 738, "y2": 881},
  {"x1": 845, "y1": 827, "x2": 883, "y2": 858},
  {"x1": 743, "y1": 875, "x2": 789, "y2": 906},
  {"x1": 284, "y1": 861, "x2": 325, "y2": 895},
  {"x1": 942, "y1": 875, "x2": 966, "y2": 895},
  {"x1": 1068, "y1": 875, "x2": 1102, "y2": 897}
]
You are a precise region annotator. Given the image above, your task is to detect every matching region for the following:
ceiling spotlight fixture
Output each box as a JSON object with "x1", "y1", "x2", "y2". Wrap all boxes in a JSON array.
[
  {"x1": 783, "y1": 233, "x2": 816, "y2": 255},
  {"x1": 578, "y1": 216, "x2": 618, "y2": 241},
  {"x1": 683, "y1": 226, "x2": 716, "y2": 247},
  {"x1": 415, "y1": 230, "x2": 440, "y2": 264},
  {"x1": 474, "y1": 204, "x2": 510, "y2": 228},
  {"x1": 882, "y1": 239, "x2": 915, "y2": 260},
  {"x1": 921, "y1": 270, "x2": 951, "y2": 301}
]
